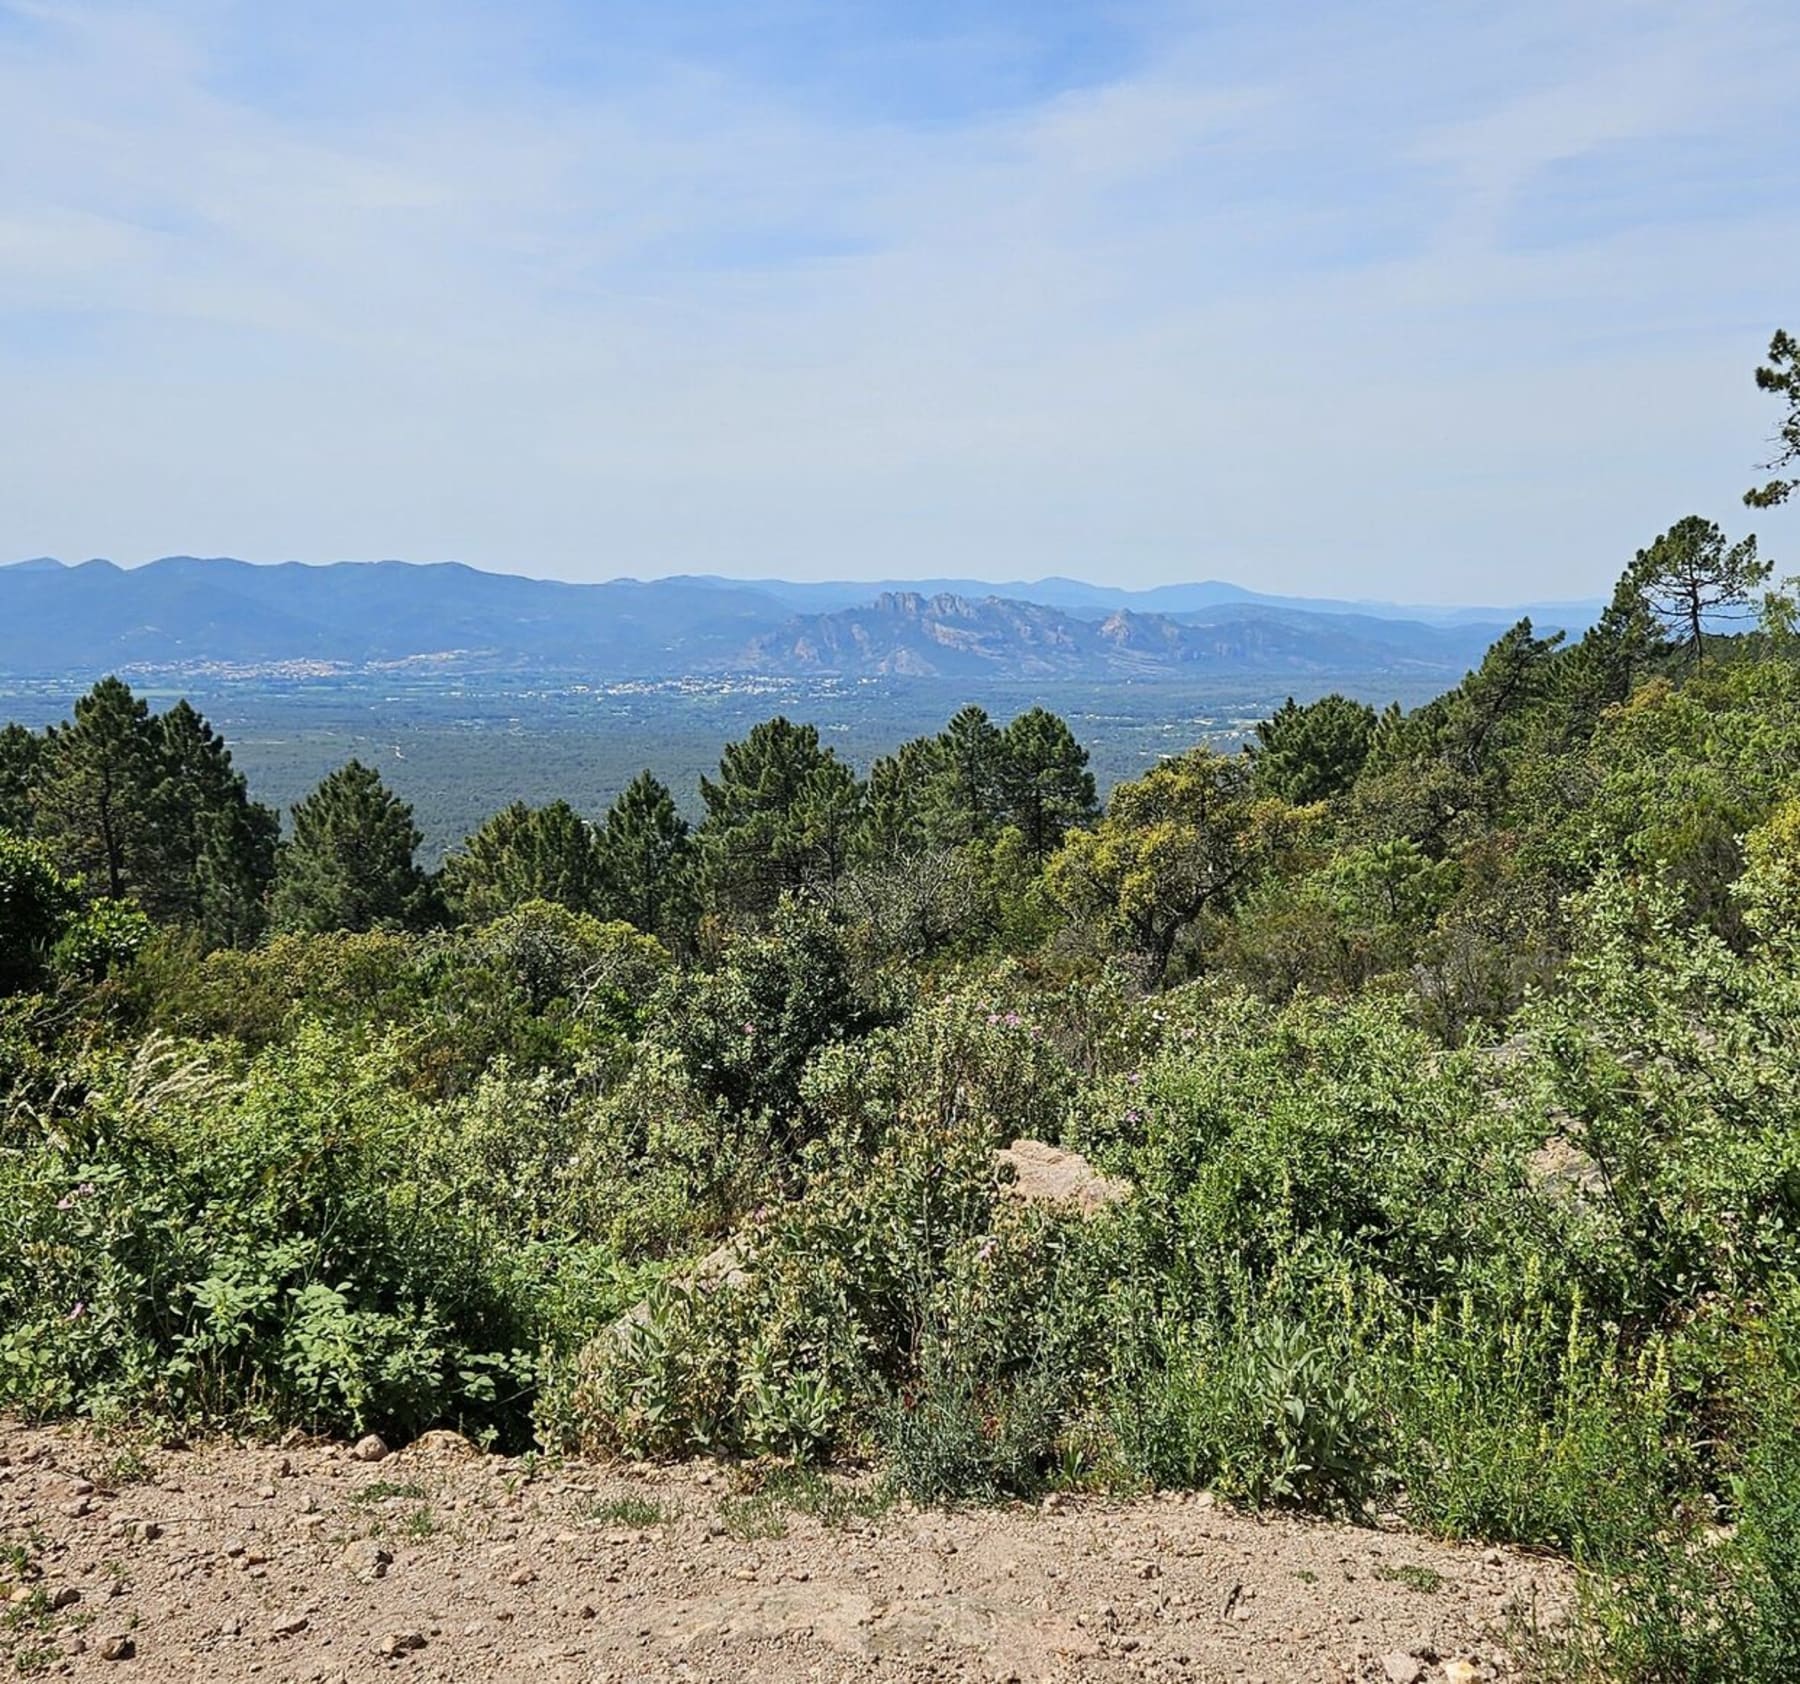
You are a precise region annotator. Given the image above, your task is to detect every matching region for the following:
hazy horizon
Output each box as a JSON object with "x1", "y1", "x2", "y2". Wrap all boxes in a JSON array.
[
  {"x1": 6, "y1": 549, "x2": 1612, "y2": 611},
  {"x1": 3, "y1": 1, "x2": 1795, "y2": 598}
]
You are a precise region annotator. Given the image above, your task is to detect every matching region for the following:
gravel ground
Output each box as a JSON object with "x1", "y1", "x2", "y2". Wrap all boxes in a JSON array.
[{"x1": 0, "y1": 1421, "x2": 1569, "y2": 1684}]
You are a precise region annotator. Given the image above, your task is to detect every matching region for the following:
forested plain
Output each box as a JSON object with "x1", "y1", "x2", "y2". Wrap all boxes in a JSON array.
[{"x1": 4, "y1": 337, "x2": 1800, "y2": 1678}]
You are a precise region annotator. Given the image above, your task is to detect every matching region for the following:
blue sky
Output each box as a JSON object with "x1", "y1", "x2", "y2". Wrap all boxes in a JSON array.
[{"x1": 0, "y1": 0, "x2": 1795, "y2": 600}]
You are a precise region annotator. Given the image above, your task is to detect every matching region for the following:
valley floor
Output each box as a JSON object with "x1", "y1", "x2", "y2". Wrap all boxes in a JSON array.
[{"x1": 1, "y1": 1421, "x2": 1569, "y2": 1684}]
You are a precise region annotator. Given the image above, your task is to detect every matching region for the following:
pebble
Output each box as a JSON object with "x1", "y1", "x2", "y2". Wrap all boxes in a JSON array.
[
  {"x1": 99, "y1": 1634, "x2": 135, "y2": 1661},
  {"x1": 377, "y1": 1630, "x2": 427, "y2": 1657},
  {"x1": 351, "y1": 1434, "x2": 389, "y2": 1464},
  {"x1": 1382, "y1": 1655, "x2": 1424, "y2": 1684},
  {"x1": 343, "y1": 1540, "x2": 393, "y2": 1583},
  {"x1": 272, "y1": 1612, "x2": 310, "y2": 1638}
]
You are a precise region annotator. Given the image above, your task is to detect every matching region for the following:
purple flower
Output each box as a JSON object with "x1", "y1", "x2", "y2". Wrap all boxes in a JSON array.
[
  {"x1": 56, "y1": 1195, "x2": 76, "y2": 1211},
  {"x1": 976, "y1": 1237, "x2": 998, "y2": 1262},
  {"x1": 68, "y1": 1302, "x2": 86, "y2": 1320}
]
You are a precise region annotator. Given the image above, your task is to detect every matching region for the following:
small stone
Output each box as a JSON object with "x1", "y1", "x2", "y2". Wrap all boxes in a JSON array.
[
  {"x1": 351, "y1": 1433, "x2": 389, "y2": 1463},
  {"x1": 377, "y1": 1630, "x2": 427, "y2": 1658},
  {"x1": 272, "y1": 1613, "x2": 309, "y2": 1638},
  {"x1": 1382, "y1": 1655, "x2": 1424, "y2": 1684},
  {"x1": 508, "y1": 1566, "x2": 538, "y2": 1587},
  {"x1": 64, "y1": 1497, "x2": 92, "y2": 1518},
  {"x1": 52, "y1": 1586, "x2": 82, "y2": 1609},
  {"x1": 257, "y1": 1484, "x2": 277, "y2": 1501},
  {"x1": 343, "y1": 1539, "x2": 393, "y2": 1583},
  {"x1": 69, "y1": 1479, "x2": 96, "y2": 1497},
  {"x1": 577, "y1": 1604, "x2": 597, "y2": 1621},
  {"x1": 99, "y1": 1634, "x2": 135, "y2": 1661},
  {"x1": 132, "y1": 1521, "x2": 162, "y2": 1543},
  {"x1": 1443, "y1": 1662, "x2": 1481, "y2": 1684}
]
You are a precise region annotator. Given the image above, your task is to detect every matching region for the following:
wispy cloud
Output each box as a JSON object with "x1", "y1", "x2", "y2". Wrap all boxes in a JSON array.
[{"x1": 0, "y1": 0, "x2": 1794, "y2": 597}]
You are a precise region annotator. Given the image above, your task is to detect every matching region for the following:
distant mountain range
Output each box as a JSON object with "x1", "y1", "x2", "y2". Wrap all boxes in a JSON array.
[{"x1": 0, "y1": 556, "x2": 1599, "y2": 682}]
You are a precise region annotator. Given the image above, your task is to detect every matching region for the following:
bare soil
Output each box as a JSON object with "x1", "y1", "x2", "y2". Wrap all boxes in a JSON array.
[{"x1": 1, "y1": 1421, "x2": 1570, "y2": 1684}]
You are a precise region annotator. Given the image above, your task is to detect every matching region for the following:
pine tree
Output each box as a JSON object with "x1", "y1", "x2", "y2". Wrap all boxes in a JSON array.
[
  {"x1": 1558, "y1": 567, "x2": 1671, "y2": 726},
  {"x1": 698, "y1": 717, "x2": 861, "y2": 918},
  {"x1": 857, "y1": 738, "x2": 936, "y2": 864},
  {"x1": 1629, "y1": 516, "x2": 1770, "y2": 666},
  {"x1": 596, "y1": 771, "x2": 694, "y2": 940},
  {"x1": 0, "y1": 723, "x2": 43, "y2": 837},
  {"x1": 1248, "y1": 695, "x2": 1377, "y2": 805},
  {"x1": 998, "y1": 706, "x2": 1098, "y2": 858},
  {"x1": 1746, "y1": 328, "x2": 1800, "y2": 509},
  {"x1": 151, "y1": 700, "x2": 278, "y2": 942},
  {"x1": 441, "y1": 799, "x2": 607, "y2": 925},
  {"x1": 33, "y1": 677, "x2": 161, "y2": 900},
  {"x1": 923, "y1": 705, "x2": 1007, "y2": 847},
  {"x1": 272, "y1": 760, "x2": 434, "y2": 933}
]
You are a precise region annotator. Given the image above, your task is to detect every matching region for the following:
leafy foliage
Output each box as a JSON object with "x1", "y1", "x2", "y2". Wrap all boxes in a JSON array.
[{"x1": 8, "y1": 410, "x2": 1800, "y2": 1684}]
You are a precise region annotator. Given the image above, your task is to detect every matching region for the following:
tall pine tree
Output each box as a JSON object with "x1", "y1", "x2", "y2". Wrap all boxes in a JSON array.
[
  {"x1": 595, "y1": 771, "x2": 694, "y2": 941},
  {"x1": 151, "y1": 700, "x2": 278, "y2": 942},
  {"x1": 441, "y1": 799, "x2": 607, "y2": 925},
  {"x1": 923, "y1": 705, "x2": 1007, "y2": 847},
  {"x1": 698, "y1": 717, "x2": 861, "y2": 918},
  {"x1": 33, "y1": 677, "x2": 161, "y2": 901},
  {"x1": 272, "y1": 760, "x2": 435, "y2": 933},
  {"x1": 998, "y1": 706, "x2": 1097, "y2": 859}
]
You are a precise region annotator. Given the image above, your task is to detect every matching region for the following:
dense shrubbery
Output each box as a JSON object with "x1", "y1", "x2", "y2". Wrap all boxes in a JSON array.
[{"x1": 4, "y1": 509, "x2": 1800, "y2": 1680}]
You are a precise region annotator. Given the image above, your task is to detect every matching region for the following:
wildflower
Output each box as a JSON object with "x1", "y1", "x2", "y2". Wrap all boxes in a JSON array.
[
  {"x1": 976, "y1": 1236, "x2": 998, "y2": 1263},
  {"x1": 68, "y1": 1302, "x2": 86, "y2": 1320},
  {"x1": 56, "y1": 1194, "x2": 76, "y2": 1211}
]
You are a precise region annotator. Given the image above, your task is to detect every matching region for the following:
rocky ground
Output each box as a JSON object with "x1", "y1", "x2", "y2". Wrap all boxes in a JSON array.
[{"x1": 0, "y1": 1420, "x2": 1569, "y2": 1684}]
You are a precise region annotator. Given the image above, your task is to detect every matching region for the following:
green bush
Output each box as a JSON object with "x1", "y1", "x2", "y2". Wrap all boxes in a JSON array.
[{"x1": 0, "y1": 830, "x2": 77, "y2": 995}]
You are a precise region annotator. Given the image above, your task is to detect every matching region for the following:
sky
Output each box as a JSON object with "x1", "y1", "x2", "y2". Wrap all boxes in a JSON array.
[{"x1": 0, "y1": 0, "x2": 1795, "y2": 601}]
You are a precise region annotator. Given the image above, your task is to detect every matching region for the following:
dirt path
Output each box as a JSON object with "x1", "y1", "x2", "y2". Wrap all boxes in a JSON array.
[{"x1": 1, "y1": 1421, "x2": 1568, "y2": 1684}]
